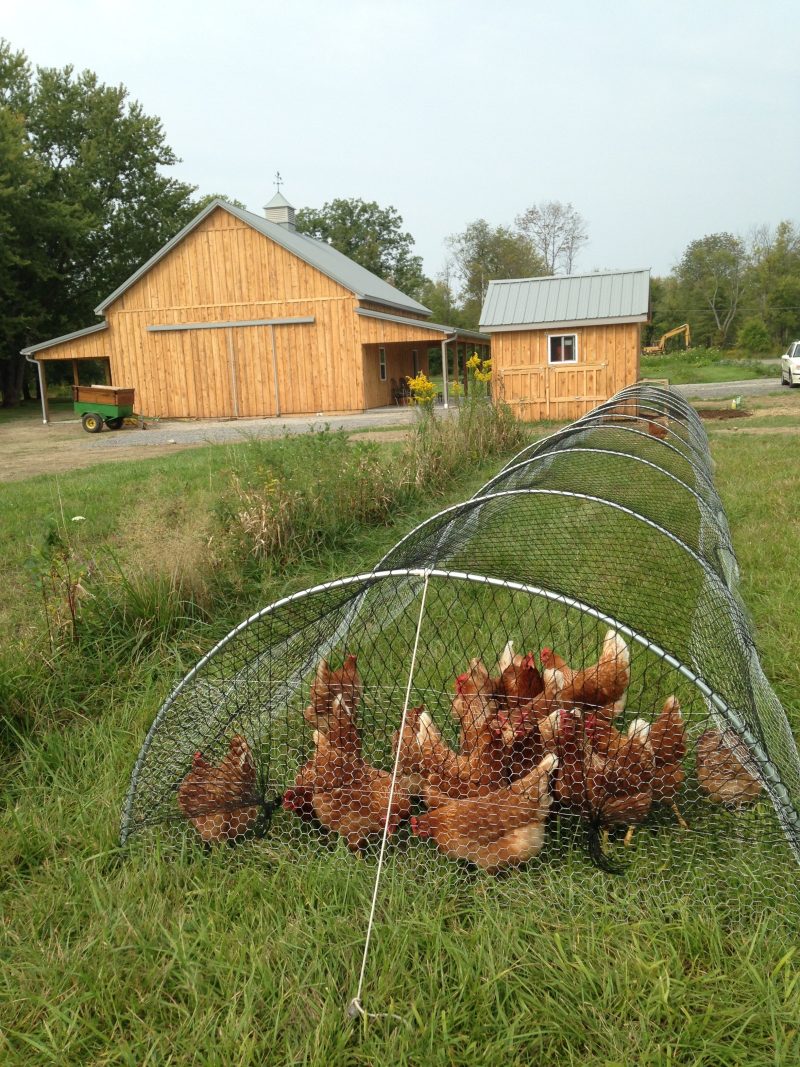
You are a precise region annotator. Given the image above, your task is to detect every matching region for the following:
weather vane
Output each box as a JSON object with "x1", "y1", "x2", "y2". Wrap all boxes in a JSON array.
[{"x1": 274, "y1": 170, "x2": 283, "y2": 192}]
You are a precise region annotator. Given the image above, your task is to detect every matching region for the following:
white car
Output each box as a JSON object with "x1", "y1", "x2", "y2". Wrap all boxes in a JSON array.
[{"x1": 781, "y1": 341, "x2": 800, "y2": 387}]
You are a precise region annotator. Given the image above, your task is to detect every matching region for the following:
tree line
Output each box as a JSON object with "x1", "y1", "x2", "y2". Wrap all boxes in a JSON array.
[
  {"x1": 3, "y1": 40, "x2": 798, "y2": 407},
  {"x1": 650, "y1": 225, "x2": 800, "y2": 352},
  {"x1": 0, "y1": 41, "x2": 236, "y2": 406}
]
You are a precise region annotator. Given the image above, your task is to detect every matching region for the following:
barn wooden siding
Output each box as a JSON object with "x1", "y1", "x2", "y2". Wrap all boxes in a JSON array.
[
  {"x1": 491, "y1": 323, "x2": 641, "y2": 421},
  {"x1": 36, "y1": 208, "x2": 370, "y2": 418},
  {"x1": 40, "y1": 330, "x2": 110, "y2": 362}
]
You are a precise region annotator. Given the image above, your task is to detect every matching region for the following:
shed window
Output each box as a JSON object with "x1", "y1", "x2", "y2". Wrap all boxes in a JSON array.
[
  {"x1": 548, "y1": 334, "x2": 577, "y2": 364},
  {"x1": 379, "y1": 347, "x2": 387, "y2": 381}
]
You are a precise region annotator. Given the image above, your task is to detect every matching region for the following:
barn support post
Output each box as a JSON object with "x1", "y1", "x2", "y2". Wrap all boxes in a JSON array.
[
  {"x1": 71, "y1": 360, "x2": 79, "y2": 387},
  {"x1": 25, "y1": 354, "x2": 49, "y2": 424},
  {"x1": 440, "y1": 333, "x2": 457, "y2": 409}
]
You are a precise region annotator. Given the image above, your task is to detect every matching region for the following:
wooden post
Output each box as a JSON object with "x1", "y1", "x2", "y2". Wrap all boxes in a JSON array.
[
  {"x1": 72, "y1": 360, "x2": 79, "y2": 387},
  {"x1": 441, "y1": 337, "x2": 449, "y2": 408}
]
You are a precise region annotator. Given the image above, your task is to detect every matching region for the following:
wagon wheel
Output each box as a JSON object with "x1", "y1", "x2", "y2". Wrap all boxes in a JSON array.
[
  {"x1": 81, "y1": 412, "x2": 104, "y2": 433},
  {"x1": 105, "y1": 417, "x2": 125, "y2": 430}
]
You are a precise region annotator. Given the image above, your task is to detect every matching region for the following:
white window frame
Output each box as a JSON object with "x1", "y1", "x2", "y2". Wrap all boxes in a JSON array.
[
  {"x1": 547, "y1": 333, "x2": 578, "y2": 365},
  {"x1": 378, "y1": 347, "x2": 387, "y2": 381}
]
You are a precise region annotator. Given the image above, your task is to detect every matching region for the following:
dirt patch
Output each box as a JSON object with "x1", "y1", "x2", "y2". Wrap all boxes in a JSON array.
[
  {"x1": 1, "y1": 405, "x2": 418, "y2": 483},
  {"x1": 0, "y1": 412, "x2": 207, "y2": 483},
  {"x1": 696, "y1": 408, "x2": 752, "y2": 421}
]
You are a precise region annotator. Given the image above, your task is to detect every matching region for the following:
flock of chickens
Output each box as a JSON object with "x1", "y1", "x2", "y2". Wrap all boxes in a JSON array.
[{"x1": 177, "y1": 632, "x2": 763, "y2": 872}]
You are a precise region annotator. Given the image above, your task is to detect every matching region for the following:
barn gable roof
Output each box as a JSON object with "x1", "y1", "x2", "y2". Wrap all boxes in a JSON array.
[
  {"x1": 95, "y1": 199, "x2": 432, "y2": 317},
  {"x1": 479, "y1": 268, "x2": 650, "y2": 332}
]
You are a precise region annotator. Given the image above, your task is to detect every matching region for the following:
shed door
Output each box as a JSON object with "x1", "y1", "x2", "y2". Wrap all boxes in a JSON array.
[
  {"x1": 546, "y1": 362, "x2": 608, "y2": 420},
  {"x1": 498, "y1": 362, "x2": 608, "y2": 421},
  {"x1": 497, "y1": 366, "x2": 547, "y2": 421}
]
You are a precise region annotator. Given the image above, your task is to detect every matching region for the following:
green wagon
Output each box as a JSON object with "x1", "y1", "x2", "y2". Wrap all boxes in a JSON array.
[{"x1": 72, "y1": 385, "x2": 135, "y2": 433}]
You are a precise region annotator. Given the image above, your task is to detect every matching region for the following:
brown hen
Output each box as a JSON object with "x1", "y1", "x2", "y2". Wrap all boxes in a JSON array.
[
  {"x1": 409, "y1": 754, "x2": 559, "y2": 873},
  {"x1": 178, "y1": 735, "x2": 259, "y2": 844}
]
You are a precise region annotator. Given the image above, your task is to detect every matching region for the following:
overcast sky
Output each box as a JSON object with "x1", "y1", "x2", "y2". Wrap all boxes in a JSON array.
[{"x1": 5, "y1": 0, "x2": 799, "y2": 282}]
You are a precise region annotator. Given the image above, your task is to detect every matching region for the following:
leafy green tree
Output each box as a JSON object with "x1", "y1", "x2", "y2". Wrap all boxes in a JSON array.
[
  {"x1": 736, "y1": 316, "x2": 771, "y2": 354},
  {"x1": 296, "y1": 198, "x2": 427, "y2": 300},
  {"x1": 747, "y1": 221, "x2": 800, "y2": 346},
  {"x1": 675, "y1": 233, "x2": 747, "y2": 346},
  {"x1": 417, "y1": 267, "x2": 469, "y2": 326},
  {"x1": 0, "y1": 45, "x2": 68, "y2": 405},
  {"x1": 0, "y1": 39, "x2": 235, "y2": 406},
  {"x1": 644, "y1": 275, "x2": 683, "y2": 348},
  {"x1": 21, "y1": 60, "x2": 200, "y2": 320},
  {"x1": 447, "y1": 219, "x2": 545, "y2": 327}
]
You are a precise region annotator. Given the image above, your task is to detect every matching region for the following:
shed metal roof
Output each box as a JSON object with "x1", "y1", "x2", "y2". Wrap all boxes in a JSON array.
[
  {"x1": 479, "y1": 269, "x2": 650, "y2": 331},
  {"x1": 96, "y1": 199, "x2": 432, "y2": 318}
]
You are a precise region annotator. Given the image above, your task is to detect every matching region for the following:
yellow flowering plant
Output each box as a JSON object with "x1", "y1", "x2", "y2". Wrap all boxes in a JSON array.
[
  {"x1": 406, "y1": 372, "x2": 437, "y2": 406},
  {"x1": 467, "y1": 352, "x2": 493, "y2": 394}
]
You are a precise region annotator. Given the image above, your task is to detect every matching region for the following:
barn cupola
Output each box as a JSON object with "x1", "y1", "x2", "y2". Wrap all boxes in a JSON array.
[{"x1": 264, "y1": 190, "x2": 296, "y2": 231}]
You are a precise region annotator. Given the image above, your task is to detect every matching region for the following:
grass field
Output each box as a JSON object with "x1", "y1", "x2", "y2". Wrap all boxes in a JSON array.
[
  {"x1": 640, "y1": 350, "x2": 778, "y2": 385},
  {"x1": 2, "y1": 400, "x2": 800, "y2": 1064}
]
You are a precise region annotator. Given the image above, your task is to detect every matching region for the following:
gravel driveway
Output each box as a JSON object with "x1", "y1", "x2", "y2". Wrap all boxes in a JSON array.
[
  {"x1": 83, "y1": 406, "x2": 418, "y2": 449},
  {"x1": 674, "y1": 378, "x2": 782, "y2": 400}
]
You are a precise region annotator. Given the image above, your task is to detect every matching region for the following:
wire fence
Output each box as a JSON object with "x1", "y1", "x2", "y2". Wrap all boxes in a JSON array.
[{"x1": 122, "y1": 384, "x2": 800, "y2": 890}]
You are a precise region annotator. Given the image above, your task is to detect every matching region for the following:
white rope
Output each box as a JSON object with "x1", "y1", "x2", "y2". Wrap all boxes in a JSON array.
[{"x1": 348, "y1": 571, "x2": 431, "y2": 1023}]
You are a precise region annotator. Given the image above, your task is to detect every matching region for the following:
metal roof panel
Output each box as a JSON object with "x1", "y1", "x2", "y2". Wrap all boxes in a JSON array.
[
  {"x1": 96, "y1": 199, "x2": 431, "y2": 317},
  {"x1": 479, "y1": 269, "x2": 650, "y2": 329}
]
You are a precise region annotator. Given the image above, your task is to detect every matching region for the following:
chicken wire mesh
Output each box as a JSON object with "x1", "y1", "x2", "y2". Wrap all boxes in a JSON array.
[{"x1": 121, "y1": 385, "x2": 800, "y2": 891}]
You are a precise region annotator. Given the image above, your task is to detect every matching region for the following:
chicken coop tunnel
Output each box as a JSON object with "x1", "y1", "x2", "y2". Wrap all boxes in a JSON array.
[{"x1": 121, "y1": 384, "x2": 800, "y2": 880}]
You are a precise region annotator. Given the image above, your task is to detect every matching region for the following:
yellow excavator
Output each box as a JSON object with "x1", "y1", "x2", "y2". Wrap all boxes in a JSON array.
[{"x1": 643, "y1": 323, "x2": 691, "y2": 355}]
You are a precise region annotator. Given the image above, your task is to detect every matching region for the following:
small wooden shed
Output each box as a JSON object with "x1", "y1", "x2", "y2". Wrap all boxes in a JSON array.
[
  {"x1": 479, "y1": 269, "x2": 651, "y2": 421},
  {"x1": 23, "y1": 195, "x2": 488, "y2": 421}
]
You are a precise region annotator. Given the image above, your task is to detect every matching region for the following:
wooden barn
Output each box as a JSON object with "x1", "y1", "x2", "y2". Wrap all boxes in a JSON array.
[
  {"x1": 479, "y1": 269, "x2": 651, "y2": 421},
  {"x1": 23, "y1": 194, "x2": 488, "y2": 421}
]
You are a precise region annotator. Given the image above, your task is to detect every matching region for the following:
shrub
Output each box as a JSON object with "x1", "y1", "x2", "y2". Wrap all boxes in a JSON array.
[{"x1": 737, "y1": 317, "x2": 772, "y2": 355}]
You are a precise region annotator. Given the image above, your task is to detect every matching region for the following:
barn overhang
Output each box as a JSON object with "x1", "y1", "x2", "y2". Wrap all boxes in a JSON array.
[
  {"x1": 22, "y1": 322, "x2": 112, "y2": 426},
  {"x1": 357, "y1": 307, "x2": 490, "y2": 408},
  {"x1": 356, "y1": 306, "x2": 489, "y2": 343},
  {"x1": 20, "y1": 321, "x2": 108, "y2": 357}
]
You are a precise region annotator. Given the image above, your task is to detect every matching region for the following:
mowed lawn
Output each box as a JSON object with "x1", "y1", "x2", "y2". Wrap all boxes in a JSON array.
[{"x1": 1, "y1": 403, "x2": 800, "y2": 1065}]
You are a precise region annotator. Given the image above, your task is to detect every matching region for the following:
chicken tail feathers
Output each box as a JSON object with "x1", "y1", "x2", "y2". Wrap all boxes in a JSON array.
[{"x1": 587, "y1": 815, "x2": 624, "y2": 875}]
